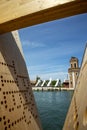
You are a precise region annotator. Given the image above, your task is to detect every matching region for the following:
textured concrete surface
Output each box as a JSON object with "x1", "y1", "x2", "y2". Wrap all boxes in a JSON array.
[
  {"x1": 63, "y1": 45, "x2": 87, "y2": 130},
  {"x1": 0, "y1": 31, "x2": 42, "y2": 130}
]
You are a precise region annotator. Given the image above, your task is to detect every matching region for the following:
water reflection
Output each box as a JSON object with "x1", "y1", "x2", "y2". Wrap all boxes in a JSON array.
[{"x1": 34, "y1": 91, "x2": 73, "y2": 130}]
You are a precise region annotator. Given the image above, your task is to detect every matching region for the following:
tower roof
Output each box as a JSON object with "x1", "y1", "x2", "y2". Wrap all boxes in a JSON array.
[{"x1": 70, "y1": 57, "x2": 78, "y2": 62}]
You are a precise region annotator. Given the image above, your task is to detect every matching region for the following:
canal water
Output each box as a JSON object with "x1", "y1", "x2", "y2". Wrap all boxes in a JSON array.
[{"x1": 33, "y1": 91, "x2": 73, "y2": 130}]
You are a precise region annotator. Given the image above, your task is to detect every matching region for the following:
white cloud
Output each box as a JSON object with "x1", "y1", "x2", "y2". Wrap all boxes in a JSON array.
[
  {"x1": 28, "y1": 64, "x2": 68, "y2": 72},
  {"x1": 29, "y1": 71, "x2": 68, "y2": 82},
  {"x1": 24, "y1": 42, "x2": 84, "y2": 62},
  {"x1": 27, "y1": 64, "x2": 68, "y2": 82},
  {"x1": 24, "y1": 42, "x2": 83, "y2": 82},
  {"x1": 22, "y1": 40, "x2": 46, "y2": 48}
]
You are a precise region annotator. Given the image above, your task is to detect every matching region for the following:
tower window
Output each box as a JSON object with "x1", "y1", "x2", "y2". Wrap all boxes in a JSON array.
[{"x1": 74, "y1": 63, "x2": 76, "y2": 68}]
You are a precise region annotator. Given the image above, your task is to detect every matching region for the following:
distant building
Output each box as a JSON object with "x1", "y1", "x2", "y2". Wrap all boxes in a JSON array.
[
  {"x1": 63, "y1": 79, "x2": 69, "y2": 88},
  {"x1": 68, "y1": 57, "x2": 80, "y2": 89}
]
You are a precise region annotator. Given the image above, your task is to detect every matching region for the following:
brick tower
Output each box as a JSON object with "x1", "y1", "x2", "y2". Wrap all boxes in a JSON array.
[{"x1": 68, "y1": 57, "x2": 80, "y2": 89}]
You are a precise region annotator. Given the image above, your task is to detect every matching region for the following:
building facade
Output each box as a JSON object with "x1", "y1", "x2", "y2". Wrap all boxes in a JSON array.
[
  {"x1": 63, "y1": 79, "x2": 69, "y2": 88},
  {"x1": 68, "y1": 57, "x2": 80, "y2": 88}
]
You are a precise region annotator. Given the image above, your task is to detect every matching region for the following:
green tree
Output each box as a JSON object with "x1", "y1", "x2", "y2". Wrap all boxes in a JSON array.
[
  {"x1": 51, "y1": 80, "x2": 56, "y2": 87},
  {"x1": 36, "y1": 76, "x2": 40, "y2": 82}
]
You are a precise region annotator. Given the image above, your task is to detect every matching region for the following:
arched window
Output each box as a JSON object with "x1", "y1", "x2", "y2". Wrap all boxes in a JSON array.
[{"x1": 74, "y1": 63, "x2": 76, "y2": 68}]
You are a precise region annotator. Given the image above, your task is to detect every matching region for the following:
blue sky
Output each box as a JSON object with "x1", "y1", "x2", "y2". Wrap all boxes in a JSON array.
[{"x1": 19, "y1": 13, "x2": 87, "y2": 82}]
